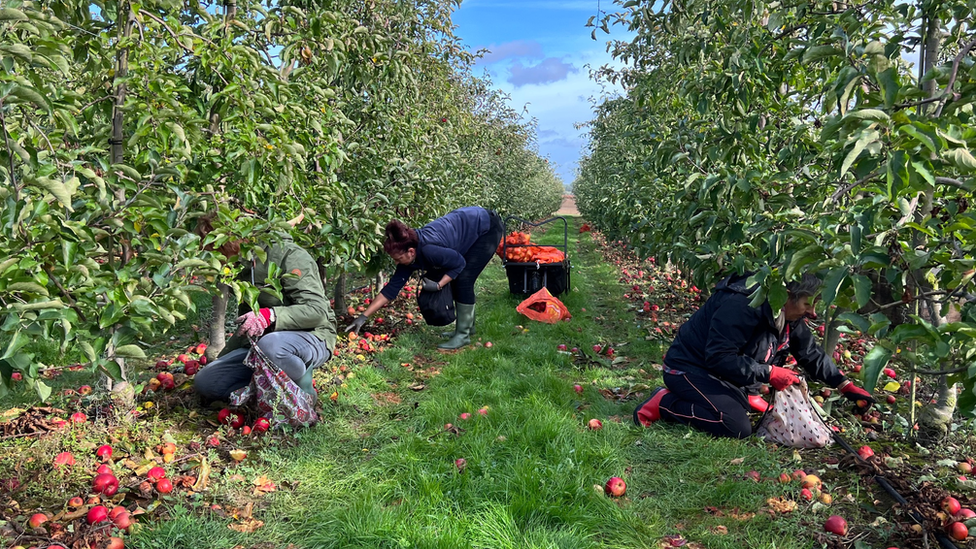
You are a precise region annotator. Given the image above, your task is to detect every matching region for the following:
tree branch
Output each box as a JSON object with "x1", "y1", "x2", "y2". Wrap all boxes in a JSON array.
[
  {"x1": 934, "y1": 35, "x2": 976, "y2": 118},
  {"x1": 934, "y1": 176, "x2": 971, "y2": 191},
  {"x1": 831, "y1": 169, "x2": 881, "y2": 201}
]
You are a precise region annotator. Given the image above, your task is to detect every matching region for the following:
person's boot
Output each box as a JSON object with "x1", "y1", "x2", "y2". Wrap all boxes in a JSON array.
[
  {"x1": 633, "y1": 387, "x2": 669, "y2": 426},
  {"x1": 442, "y1": 310, "x2": 476, "y2": 338},
  {"x1": 748, "y1": 394, "x2": 771, "y2": 413},
  {"x1": 439, "y1": 303, "x2": 474, "y2": 350},
  {"x1": 297, "y1": 367, "x2": 316, "y2": 396}
]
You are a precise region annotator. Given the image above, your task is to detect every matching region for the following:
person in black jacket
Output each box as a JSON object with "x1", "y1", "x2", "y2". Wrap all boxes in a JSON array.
[
  {"x1": 633, "y1": 272, "x2": 874, "y2": 438},
  {"x1": 345, "y1": 206, "x2": 504, "y2": 350}
]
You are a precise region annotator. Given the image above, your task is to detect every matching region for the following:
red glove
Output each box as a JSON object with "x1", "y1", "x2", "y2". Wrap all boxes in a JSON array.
[
  {"x1": 838, "y1": 380, "x2": 875, "y2": 406},
  {"x1": 236, "y1": 308, "x2": 273, "y2": 338},
  {"x1": 768, "y1": 366, "x2": 799, "y2": 391}
]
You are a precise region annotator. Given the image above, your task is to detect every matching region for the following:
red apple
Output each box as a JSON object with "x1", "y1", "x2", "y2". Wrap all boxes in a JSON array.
[
  {"x1": 78, "y1": 385, "x2": 92, "y2": 395},
  {"x1": 54, "y1": 451, "x2": 75, "y2": 468},
  {"x1": 68, "y1": 496, "x2": 84, "y2": 508},
  {"x1": 745, "y1": 470, "x2": 761, "y2": 482},
  {"x1": 87, "y1": 505, "x2": 109, "y2": 524},
  {"x1": 593, "y1": 344, "x2": 602, "y2": 353},
  {"x1": 218, "y1": 408, "x2": 234, "y2": 425},
  {"x1": 824, "y1": 515, "x2": 848, "y2": 536},
  {"x1": 800, "y1": 488, "x2": 813, "y2": 501},
  {"x1": 886, "y1": 395, "x2": 896, "y2": 404},
  {"x1": 958, "y1": 462, "x2": 973, "y2": 474},
  {"x1": 604, "y1": 476, "x2": 626, "y2": 497},
  {"x1": 253, "y1": 418, "x2": 271, "y2": 434},
  {"x1": 156, "y1": 478, "x2": 174, "y2": 494},
  {"x1": 883, "y1": 367, "x2": 897, "y2": 378},
  {"x1": 176, "y1": 354, "x2": 190, "y2": 363},
  {"x1": 27, "y1": 512, "x2": 48, "y2": 529},
  {"x1": 110, "y1": 508, "x2": 131, "y2": 529},
  {"x1": 778, "y1": 473, "x2": 791, "y2": 484},
  {"x1": 478, "y1": 407, "x2": 489, "y2": 416},
  {"x1": 484, "y1": 341, "x2": 493, "y2": 348},
  {"x1": 107, "y1": 536, "x2": 125, "y2": 549},
  {"x1": 11, "y1": 372, "x2": 22, "y2": 381},
  {"x1": 96, "y1": 464, "x2": 113, "y2": 475},
  {"x1": 195, "y1": 343, "x2": 207, "y2": 355},
  {"x1": 96, "y1": 444, "x2": 113, "y2": 461},
  {"x1": 573, "y1": 384, "x2": 583, "y2": 394},
  {"x1": 857, "y1": 445, "x2": 874, "y2": 460},
  {"x1": 557, "y1": 344, "x2": 567, "y2": 351},
  {"x1": 948, "y1": 521, "x2": 969, "y2": 541},
  {"x1": 588, "y1": 418, "x2": 603, "y2": 430},
  {"x1": 92, "y1": 473, "x2": 119, "y2": 496},
  {"x1": 455, "y1": 458, "x2": 467, "y2": 471},
  {"x1": 70, "y1": 412, "x2": 87, "y2": 423},
  {"x1": 943, "y1": 496, "x2": 962, "y2": 516},
  {"x1": 147, "y1": 467, "x2": 166, "y2": 482},
  {"x1": 792, "y1": 469, "x2": 806, "y2": 480},
  {"x1": 958, "y1": 508, "x2": 976, "y2": 519},
  {"x1": 154, "y1": 359, "x2": 170, "y2": 369},
  {"x1": 206, "y1": 435, "x2": 220, "y2": 447},
  {"x1": 183, "y1": 360, "x2": 200, "y2": 376},
  {"x1": 459, "y1": 412, "x2": 472, "y2": 420}
]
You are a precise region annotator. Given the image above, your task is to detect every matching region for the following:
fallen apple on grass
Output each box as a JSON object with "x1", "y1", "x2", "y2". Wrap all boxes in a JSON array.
[
  {"x1": 958, "y1": 462, "x2": 973, "y2": 474},
  {"x1": 96, "y1": 464, "x2": 113, "y2": 475},
  {"x1": 573, "y1": 384, "x2": 583, "y2": 394},
  {"x1": 253, "y1": 418, "x2": 271, "y2": 434},
  {"x1": 455, "y1": 458, "x2": 466, "y2": 472},
  {"x1": 53, "y1": 451, "x2": 75, "y2": 468},
  {"x1": 824, "y1": 515, "x2": 848, "y2": 536},
  {"x1": 948, "y1": 521, "x2": 969, "y2": 541},
  {"x1": 27, "y1": 512, "x2": 48, "y2": 529},
  {"x1": 68, "y1": 496, "x2": 84, "y2": 508},
  {"x1": 587, "y1": 418, "x2": 603, "y2": 430},
  {"x1": 96, "y1": 444, "x2": 113, "y2": 461},
  {"x1": 106, "y1": 536, "x2": 125, "y2": 549},
  {"x1": 604, "y1": 476, "x2": 626, "y2": 497},
  {"x1": 155, "y1": 478, "x2": 174, "y2": 494},
  {"x1": 147, "y1": 467, "x2": 166, "y2": 482},
  {"x1": 92, "y1": 473, "x2": 119, "y2": 496},
  {"x1": 229, "y1": 449, "x2": 247, "y2": 462},
  {"x1": 70, "y1": 412, "x2": 87, "y2": 423},
  {"x1": 87, "y1": 505, "x2": 109, "y2": 525},
  {"x1": 459, "y1": 413, "x2": 472, "y2": 420}
]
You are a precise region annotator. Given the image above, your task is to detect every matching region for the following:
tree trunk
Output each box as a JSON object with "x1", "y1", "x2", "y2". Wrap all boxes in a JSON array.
[
  {"x1": 915, "y1": 11, "x2": 956, "y2": 443},
  {"x1": 374, "y1": 272, "x2": 385, "y2": 298},
  {"x1": 333, "y1": 271, "x2": 346, "y2": 315},
  {"x1": 206, "y1": 282, "x2": 230, "y2": 360}
]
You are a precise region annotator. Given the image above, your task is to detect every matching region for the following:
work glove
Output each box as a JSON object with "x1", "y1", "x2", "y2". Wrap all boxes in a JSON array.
[
  {"x1": 768, "y1": 366, "x2": 800, "y2": 391},
  {"x1": 421, "y1": 278, "x2": 440, "y2": 292},
  {"x1": 344, "y1": 314, "x2": 368, "y2": 335},
  {"x1": 236, "y1": 308, "x2": 273, "y2": 338},
  {"x1": 838, "y1": 379, "x2": 875, "y2": 406}
]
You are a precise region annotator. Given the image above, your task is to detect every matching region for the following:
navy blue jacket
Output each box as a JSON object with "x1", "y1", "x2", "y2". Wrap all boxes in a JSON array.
[
  {"x1": 381, "y1": 207, "x2": 491, "y2": 300},
  {"x1": 663, "y1": 273, "x2": 847, "y2": 389}
]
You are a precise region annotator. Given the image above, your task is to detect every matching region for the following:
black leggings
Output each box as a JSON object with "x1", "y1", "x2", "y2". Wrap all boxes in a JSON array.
[
  {"x1": 451, "y1": 211, "x2": 504, "y2": 304},
  {"x1": 659, "y1": 371, "x2": 753, "y2": 439}
]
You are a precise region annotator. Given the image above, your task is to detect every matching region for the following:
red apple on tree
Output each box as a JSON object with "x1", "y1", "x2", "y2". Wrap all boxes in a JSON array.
[{"x1": 604, "y1": 476, "x2": 626, "y2": 497}]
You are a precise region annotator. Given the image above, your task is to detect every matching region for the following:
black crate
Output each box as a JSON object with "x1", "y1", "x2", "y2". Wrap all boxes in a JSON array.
[{"x1": 505, "y1": 260, "x2": 570, "y2": 296}]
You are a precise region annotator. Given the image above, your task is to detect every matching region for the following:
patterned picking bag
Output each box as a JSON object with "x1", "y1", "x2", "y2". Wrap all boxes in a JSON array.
[
  {"x1": 229, "y1": 338, "x2": 319, "y2": 429},
  {"x1": 755, "y1": 378, "x2": 833, "y2": 449}
]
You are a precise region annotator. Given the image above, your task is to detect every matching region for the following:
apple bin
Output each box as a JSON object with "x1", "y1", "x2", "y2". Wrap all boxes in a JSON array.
[{"x1": 501, "y1": 216, "x2": 572, "y2": 296}]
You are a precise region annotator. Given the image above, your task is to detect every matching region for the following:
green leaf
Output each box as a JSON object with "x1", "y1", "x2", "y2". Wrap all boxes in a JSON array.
[
  {"x1": 862, "y1": 345, "x2": 892, "y2": 393},
  {"x1": 768, "y1": 282, "x2": 789, "y2": 313},
  {"x1": 877, "y1": 67, "x2": 899, "y2": 109},
  {"x1": 803, "y1": 46, "x2": 842, "y2": 64},
  {"x1": 26, "y1": 177, "x2": 74, "y2": 210},
  {"x1": 837, "y1": 312, "x2": 870, "y2": 333},
  {"x1": 946, "y1": 148, "x2": 976, "y2": 172},
  {"x1": 852, "y1": 274, "x2": 872, "y2": 309},
  {"x1": 841, "y1": 131, "x2": 877, "y2": 178},
  {"x1": 7, "y1": 281, "x2": 49, "y2": 297},
  {"x1": 0, "y1": 8, "x2": 28, "y2": 20},
  {"x1": 821, "y1": 266, "x2": 848, "y2": 307},
  {"x1": 79, "y1": 341, "x2": 97, "y2": 362},
  {"x1": 0, "y1": 44, "x2": 32, "y2": 64},
  {"x1": 33, "y1": 379, "x2": 52, "y2": 402},
  {"x1": 114, "y1": 344, "x2": 146, "y2": 359},
  {"x1": 6, "y1": 84, "x2": 51, "y2": 112},
  {"x1": 101, "y1": 359, "x2": 123, "y2": 381},
  {"x1": 844, "y1": 109, "x2": 889, "y2": 122}
]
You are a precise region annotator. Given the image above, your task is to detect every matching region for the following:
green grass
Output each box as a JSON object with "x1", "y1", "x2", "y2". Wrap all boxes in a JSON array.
[{"x1": 120, "y1": 217, "x2": 813, "y2": 549}]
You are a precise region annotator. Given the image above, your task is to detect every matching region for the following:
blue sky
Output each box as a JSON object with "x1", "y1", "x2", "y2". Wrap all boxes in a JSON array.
[{"x1": 452, "y1": 0, "x2": 632, "y2": 188}]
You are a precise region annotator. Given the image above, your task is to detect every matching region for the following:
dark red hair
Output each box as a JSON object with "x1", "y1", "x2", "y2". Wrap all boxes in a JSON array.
[{"x1": 383, "y1": 220, "x2": 418, "y2": 256}]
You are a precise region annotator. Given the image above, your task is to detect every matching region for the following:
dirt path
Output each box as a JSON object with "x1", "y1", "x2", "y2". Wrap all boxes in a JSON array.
[{"x1": 555, "y1": 194, "x2": 579, "y2": 216}]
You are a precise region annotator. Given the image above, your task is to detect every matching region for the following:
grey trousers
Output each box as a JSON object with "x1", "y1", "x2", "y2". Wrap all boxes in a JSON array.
[{"x1": 193, "y1": 331, "x2": 331, "y2": 401}]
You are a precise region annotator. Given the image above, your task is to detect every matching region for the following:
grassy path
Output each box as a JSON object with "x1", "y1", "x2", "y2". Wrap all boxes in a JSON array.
[{"x1": 128, "y1": 219, "x2": 809, "y2": 549}]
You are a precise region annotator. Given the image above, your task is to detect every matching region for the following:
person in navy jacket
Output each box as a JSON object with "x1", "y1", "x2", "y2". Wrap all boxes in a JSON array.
[
  {"x1": 634, "y1": 272, "x2": 874, "y2": 438},
  {"x1": 345, "y1": 206, "x2": 504, "y2": 350}
]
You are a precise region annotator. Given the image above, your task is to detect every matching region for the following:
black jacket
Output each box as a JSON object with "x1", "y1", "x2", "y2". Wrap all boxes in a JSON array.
[{"x1": 663, "y1": 273, "x2": 847, "y2": 389}]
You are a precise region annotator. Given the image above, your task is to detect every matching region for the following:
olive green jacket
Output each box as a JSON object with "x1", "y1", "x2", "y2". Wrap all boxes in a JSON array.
[{"x1": 220, "y1": 235, "x2": 337, "y2": 356}]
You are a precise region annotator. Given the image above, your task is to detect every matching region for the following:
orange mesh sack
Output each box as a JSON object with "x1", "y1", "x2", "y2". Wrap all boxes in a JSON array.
[
  {"x1": 755, "y1": 378, "x2": 833, "y2": 449},
  {"x1": 516, "y1": 287, "x2": 572, "y2": 324}
]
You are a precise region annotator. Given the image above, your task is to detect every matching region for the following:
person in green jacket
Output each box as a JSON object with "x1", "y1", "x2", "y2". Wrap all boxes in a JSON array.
[{"x1": 194, "y1": 216, "x2": 337, "y2": 401}]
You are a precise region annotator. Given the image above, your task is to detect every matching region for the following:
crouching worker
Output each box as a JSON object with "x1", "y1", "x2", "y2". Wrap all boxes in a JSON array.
[
  {"x1": 193, "y1": 215, "x2": 337, "y2": 402},
  {"x1": 634, "y1": 273, "x2": 873, "y2": 439},
  {"x1": 345, "y1": 206, "x2": 504, "y2": 350}
]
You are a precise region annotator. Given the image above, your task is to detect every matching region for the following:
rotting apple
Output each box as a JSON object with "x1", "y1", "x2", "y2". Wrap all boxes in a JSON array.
[
  {"x1": 823, "y1": 515, "x2": 848, "y2": 536},
  {"x1": 745, "y1": 470, "x2": 761, "y2": 482},
  {"x1": 604, "y1": 476, "x2": 626, "y2": 497},
  {"x1": 68, "y1": 496, "x2": 84, "y2": 508},
  {"x1": 802, "y1": 474, "x2": 822, "y2": 489},
  {"x1": 857, "y1": 445, "x2": 874, "y2": 460},
  {"x1": 229, "y1": 449, "x2": 247, "y2": 462}
]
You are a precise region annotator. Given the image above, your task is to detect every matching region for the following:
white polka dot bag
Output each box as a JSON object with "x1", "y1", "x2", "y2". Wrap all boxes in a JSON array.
[{"x1": 756, "y1": 378, "x2": 833, "y2": 448}]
